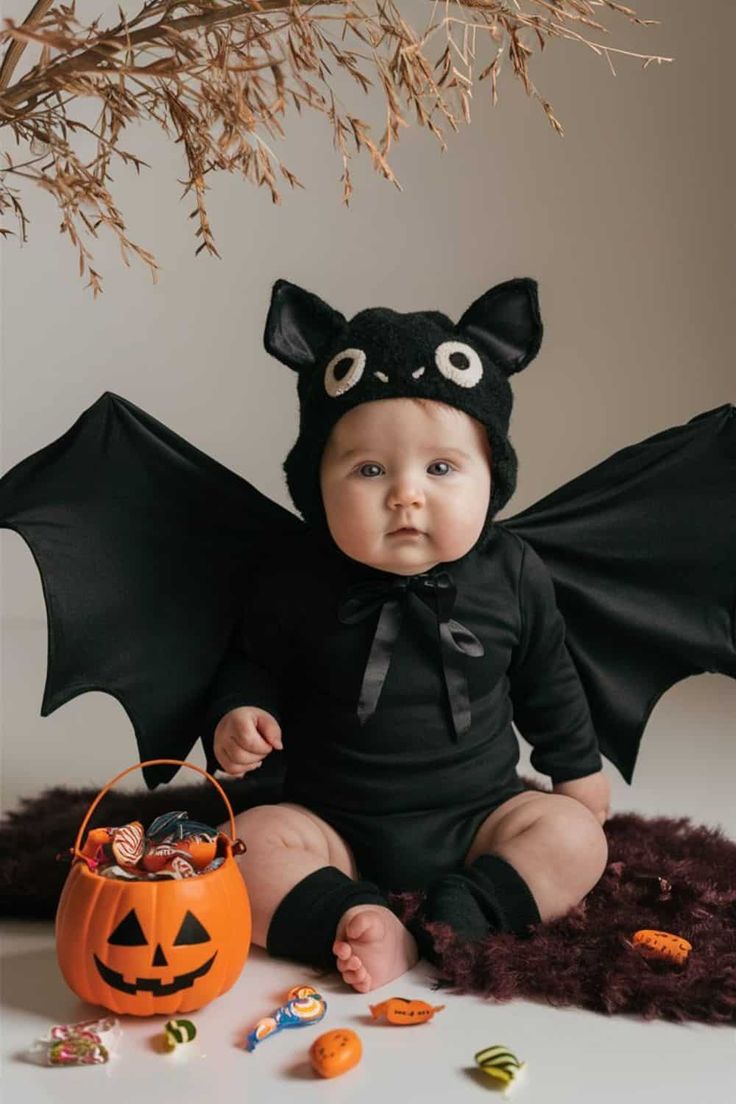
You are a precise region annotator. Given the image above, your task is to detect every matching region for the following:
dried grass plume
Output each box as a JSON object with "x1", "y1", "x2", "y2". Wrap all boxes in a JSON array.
[{"x1": 0, "y1": 1, "x2": 671, "y2": 295}]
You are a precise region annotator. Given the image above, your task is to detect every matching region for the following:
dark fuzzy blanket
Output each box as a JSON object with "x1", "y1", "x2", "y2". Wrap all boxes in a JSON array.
[{"x1": 2, "y1": 770, "x2": 735, "y2": 1025}]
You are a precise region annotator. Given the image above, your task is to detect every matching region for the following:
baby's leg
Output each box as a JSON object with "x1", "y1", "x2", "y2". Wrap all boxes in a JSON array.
[
  {"x1": 224, "y1": 802, "x2": 417, "y2": 992},
  {"x1": 226, "y1": 802, "x2": 359, "y2": 947},
  {"x1": 414, "y1": 792, "x2": 608, "y2": 960},
  {"x1": 464, "y1": 791, "x2": 609, "y2": 922}
]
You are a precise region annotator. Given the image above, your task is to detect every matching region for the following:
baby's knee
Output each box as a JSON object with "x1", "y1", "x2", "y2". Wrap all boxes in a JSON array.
[
  {"x1": 551, "y1": 798, "x2": 609, "y2": 881},
  {"x1": 228, "y1": 803, "x2": 331, "y2": 862}
]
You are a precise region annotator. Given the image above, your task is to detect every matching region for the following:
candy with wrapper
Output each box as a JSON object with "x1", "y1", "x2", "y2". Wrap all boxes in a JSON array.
[
  {"x1": 474, "y1": 1044, "x2": 525, "y2": 1091},
  {"x1": 76, "y1": 809, "x2": 222, "y2": 881},
  {"x1": 369, "y1": 997, "x2": 445, "y2": 1024},
  {"x1": 631, "y1": 929, "x2": 692, "y2": 966},
  {"x1": 244, "y1": 985, "x2": 327, "y2": 1051},
  {"x1": 27, "y1": 1016, "x2": 120, "y2": 1067},
  {"x1": 163, "y1": 1018, "x2": 197, "y2": 1050}
]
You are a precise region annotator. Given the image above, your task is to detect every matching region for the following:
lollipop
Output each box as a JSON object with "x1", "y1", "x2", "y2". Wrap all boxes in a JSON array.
[{"x1": 244, "y1": 987, "x2": 327, "y2": 1052}]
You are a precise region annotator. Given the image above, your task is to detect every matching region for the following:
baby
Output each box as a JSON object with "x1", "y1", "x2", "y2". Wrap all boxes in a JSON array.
[{"x1": 212, "y1": 393, "x2": 611, "y2": 993}]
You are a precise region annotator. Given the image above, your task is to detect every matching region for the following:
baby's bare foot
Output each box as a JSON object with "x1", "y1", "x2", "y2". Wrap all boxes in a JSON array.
[{"x1": 332, "y1": 904, "x2": 419, "y2": 993}]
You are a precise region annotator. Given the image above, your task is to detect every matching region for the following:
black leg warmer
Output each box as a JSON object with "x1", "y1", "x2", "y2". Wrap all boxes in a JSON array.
[
  {"x1": 266, "y1": 865, "x2": 390, "y2": 970},
  {"x1": 410, "y1": 853, "x2": 541, "y2": 965}
]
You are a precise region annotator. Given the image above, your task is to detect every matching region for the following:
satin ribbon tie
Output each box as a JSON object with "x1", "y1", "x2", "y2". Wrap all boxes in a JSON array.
[{"x1": 337, "y1": 570, "x2": 484, "y2": 739}]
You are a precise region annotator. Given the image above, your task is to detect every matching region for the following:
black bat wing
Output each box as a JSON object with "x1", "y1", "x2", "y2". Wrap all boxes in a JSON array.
[
  {"x1": 498, "y1": 404, "x2": 736, "y2": 783},
  {"x1": 0, "y1": 392, "x2": 307, "y2": 788}
]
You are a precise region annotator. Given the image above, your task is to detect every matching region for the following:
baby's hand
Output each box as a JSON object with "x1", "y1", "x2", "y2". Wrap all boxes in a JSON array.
[{"x1": 213, "y1": 706, "x2": 283, "y2": 777}]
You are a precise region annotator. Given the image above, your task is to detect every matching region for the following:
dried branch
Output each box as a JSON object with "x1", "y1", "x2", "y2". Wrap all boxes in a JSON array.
[{"x1": 0, "y1": 1, "x2": 671, "y2": 295}]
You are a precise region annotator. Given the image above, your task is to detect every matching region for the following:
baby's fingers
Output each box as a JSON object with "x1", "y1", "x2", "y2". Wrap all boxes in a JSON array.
[
  {"x1": 258, "y1": 714, "x2": 283, "y2": 751},
  {"x1": 216, "y1": 743, "x2": 265, "y2": 777},
  {"x1": 232, "y1": 717, "x2": 273, "y2": 757}
]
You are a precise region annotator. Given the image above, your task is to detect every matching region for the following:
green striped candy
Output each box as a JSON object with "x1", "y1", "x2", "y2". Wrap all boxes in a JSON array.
[
  {"x1": 164, "y1": 1019, "x2": 197, "y2": 1048},
  {"x1": 474, "y1": 1044, "x2": 524, "y2": 1085}
]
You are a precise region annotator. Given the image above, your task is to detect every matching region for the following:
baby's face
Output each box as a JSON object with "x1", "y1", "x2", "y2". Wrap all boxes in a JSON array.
[{"x1": 319, "y1": 398, "x2": 491, "y2": 575}]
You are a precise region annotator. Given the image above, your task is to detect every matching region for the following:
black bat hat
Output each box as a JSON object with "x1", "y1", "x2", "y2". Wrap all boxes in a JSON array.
[{"x1": 264, "y1": 277, "x2": 543, "y2": 538}]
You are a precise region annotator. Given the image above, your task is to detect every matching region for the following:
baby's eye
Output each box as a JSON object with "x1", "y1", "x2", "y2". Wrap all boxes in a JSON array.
[{"x1": 357, "y1": 461, "x2": 453, "y2": 478}]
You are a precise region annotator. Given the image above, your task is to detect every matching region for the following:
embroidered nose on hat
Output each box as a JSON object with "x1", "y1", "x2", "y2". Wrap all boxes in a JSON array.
[{"x1": 337, "y1": 570, "x2": 484, "y2": 739}]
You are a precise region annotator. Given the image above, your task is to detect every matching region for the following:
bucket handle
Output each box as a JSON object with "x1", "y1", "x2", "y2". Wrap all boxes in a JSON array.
[{"x1": 72, "y1": 759, "x2": 239, "y2": 863}]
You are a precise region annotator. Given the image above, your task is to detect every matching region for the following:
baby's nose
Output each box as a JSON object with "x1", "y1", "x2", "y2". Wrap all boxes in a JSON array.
[{"x1": 388, "y1": 477, "x2": 425, "y2": 507}]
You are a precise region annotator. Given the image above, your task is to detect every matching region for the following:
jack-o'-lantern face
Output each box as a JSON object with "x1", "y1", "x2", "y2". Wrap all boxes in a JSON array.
[
  {"x1": 93, "y1": 908, "x2": 216, "y2": 996},
  {"x1": 55, "y1": 856, "x2": 252, "y2": 1016}
]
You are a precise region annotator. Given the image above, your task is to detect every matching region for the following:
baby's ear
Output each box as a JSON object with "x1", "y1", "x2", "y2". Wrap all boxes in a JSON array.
[
  {"x1": 456, "y1": 278, "x2": 543, "y2": 376},
  {"x1": 264, "y1": 280, "x2": 346, "y2": 373}
]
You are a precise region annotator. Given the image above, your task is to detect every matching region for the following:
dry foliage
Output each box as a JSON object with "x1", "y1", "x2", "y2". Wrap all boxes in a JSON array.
[{"x1": 0, "y1": 1, "x2": 671, "y2": 295}]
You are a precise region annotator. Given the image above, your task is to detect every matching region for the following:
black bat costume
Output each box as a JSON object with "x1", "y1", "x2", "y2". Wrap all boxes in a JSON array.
[{"x1": 1, "y1": 277, "x2": 734, "y2": 969}]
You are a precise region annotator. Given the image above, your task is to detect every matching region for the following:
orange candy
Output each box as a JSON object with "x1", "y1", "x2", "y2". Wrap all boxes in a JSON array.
[
  {"x1": 369, "y1": 998, "x2": 445, "y2": 1025},
  {"x1": 176, "y1": 837, "x2": 218, "y2": 870},
  {"x1": 631, "y1": 929, "x2": 692, "y2": 966},
  {"x1": 80, "y1": 828, "x2": 112, "y2": 863},
  {"x1": 309, "y1": 1029, "x2": 362, "y2": 1078}
]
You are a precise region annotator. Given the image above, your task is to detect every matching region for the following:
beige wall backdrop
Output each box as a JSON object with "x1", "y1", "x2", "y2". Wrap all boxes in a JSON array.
[{"x1": 1, "y1": 1, "x2": 734, "y2": 812}]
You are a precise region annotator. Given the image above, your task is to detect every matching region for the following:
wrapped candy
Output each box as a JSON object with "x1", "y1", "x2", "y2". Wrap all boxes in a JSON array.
[
  {"x1": 631, "y1": 929, "x2": 692, "y2": 966},
  {"x1": 110, "y1": 821, "x2": 145, "y2": 867},
  {"x1": 369, "y1": 998, "x2": 445, "y2": 1025},
  {"x1": 28, "y1": 1016, "x2": 120, "y2": 1067},
  {"x1": 244, "y1": 986, "x2": 327, "y2": 1052},
  {"x1": 474, "y1": 1044, "x2": 525, "y2": 1092},
  {"x1": 77, "y1": 810, "x2": 222, "y2": 881},
  {"x1": 163, "y1": 1018, "x2": 197, "y2": 1051}
]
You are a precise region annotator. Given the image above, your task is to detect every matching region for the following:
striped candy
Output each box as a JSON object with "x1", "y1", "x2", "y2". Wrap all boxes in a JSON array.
[
  {"x1": 475, "y1": 1044, "x2": 525, "y2": 1088},
  {"x1": 110, "y1": 821, "x2": 144, "y2": 867},
  {"x1": 164, "y1": 1019, "x2": 197, "y2": 1049}
]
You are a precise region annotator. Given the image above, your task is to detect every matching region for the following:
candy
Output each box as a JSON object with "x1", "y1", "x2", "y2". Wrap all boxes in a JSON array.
[
  {"x1": 28, "y1": 1016, "x2": 120, "y2": 1067},
  {"x1": 176, "y1": 837, "x2": 218, "y2": 870},
  {"x1": 49, "y1": 1016, "x2": 118, "y2": 1041},
  {"x1": 80, "y1": 827, "x2": 112, "y2": 864},
  {"x1": 110, "y1": 821, "x2": 145, "y2": 866},
  {"x1": 369, "y1": 997, "x2": 445, "y2": 1024},
  {"x1": 80, "y1": 810, "x2": 223, "y2": 881},
  {"x1": 475, "y1": 1044, "x2": 525, "y2": 1090},
  {"x1": 147, "y1": 811, "x2": 218, "y2": 843},
  {"x1": 169, "y1": 854, "x2": 196, "y2": 878},
  {"x1": 287, "y1": 985, "x2": 321, "y2": 1001},
  {"x1": 309, "y1": 1029, "x2": 362, "y2": 1079},
  {"x1": 99, "y1": 863, "x2": 138, "y2": 880},
  {"x1": 631, "y1": 929, "x2": 692, "y2": 966},
  {"x1": 48, "y1": 1038, "x2": 108, "y2": 1066},
  {"x1": 141, "y1": 843, "x2": 180, "y2": 872},
  {"x1": 163, "y1": 1018, "x2": 197, "y2": 1050},
  {"x1": 244, "y1": 986, "x2": 327, "y2": 1051}
]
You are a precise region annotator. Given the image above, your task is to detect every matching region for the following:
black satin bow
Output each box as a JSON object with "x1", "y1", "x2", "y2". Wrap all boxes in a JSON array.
[{"x1": 337, "y1": 569, "x2": 484, "y2": 740}]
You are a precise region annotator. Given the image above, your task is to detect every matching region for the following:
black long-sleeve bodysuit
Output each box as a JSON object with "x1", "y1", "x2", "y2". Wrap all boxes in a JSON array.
[{"x1": 204, "y1": 524, "x2": 602, "y2": 894}]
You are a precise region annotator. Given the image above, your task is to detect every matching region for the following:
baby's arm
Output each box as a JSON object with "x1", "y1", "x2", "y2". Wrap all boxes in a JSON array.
[
  {"x1": 203, "y1": 565, "x2": 290, "y2": 776},
  {"x1": 508, "y1": 540, "x2": 610, "y2": 823}
]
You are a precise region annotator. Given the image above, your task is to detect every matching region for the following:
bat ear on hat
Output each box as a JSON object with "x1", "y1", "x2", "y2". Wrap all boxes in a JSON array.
[
  {"x1": 456, "y1": 277, "x2": 543, "y2": 377},
  {"x1": 264, "y1": 279, "x2": 347, "y2": 373}
]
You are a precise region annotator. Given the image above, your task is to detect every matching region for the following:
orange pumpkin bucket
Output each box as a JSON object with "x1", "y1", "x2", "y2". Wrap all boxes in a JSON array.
[{"x1": 55, "y1": 759, "x2": 252, "y2": 1017}]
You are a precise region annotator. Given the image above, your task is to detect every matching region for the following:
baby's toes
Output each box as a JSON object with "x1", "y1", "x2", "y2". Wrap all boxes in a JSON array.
[
  {"x1": 332, "y1": 940, "x2": 352, "y2": 962},
  {"x1": 346, "y1": 909, "x2": 382, "y2": 943},
  {"x1": 343, "y1": 964, "x2": 370, "y2": 989}
]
